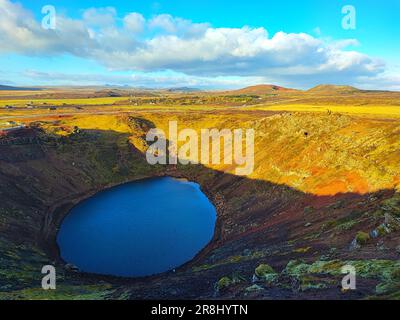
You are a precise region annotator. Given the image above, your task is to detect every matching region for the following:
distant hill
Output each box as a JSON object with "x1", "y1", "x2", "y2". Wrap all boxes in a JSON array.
[
  {"x1": 227, "y1": 84, "x2": 298, "y2": 95},
  {"x1": 307, "y1": 85, "x2": 361, "y2": 94},
  {"x1": 95, "y1": 89, "x2": 123, "y2": 97},
  {"x1": 0, "y1": 85, "x2": 41, "y2": 91},
  {"x1": 167, "y1": 87, "x2": 202, "y2": 93}
]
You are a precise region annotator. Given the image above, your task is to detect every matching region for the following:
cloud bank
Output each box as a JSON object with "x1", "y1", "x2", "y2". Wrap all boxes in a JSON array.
[{"x1": 0, "y1": 0, "x2": 396, "y2": 89}]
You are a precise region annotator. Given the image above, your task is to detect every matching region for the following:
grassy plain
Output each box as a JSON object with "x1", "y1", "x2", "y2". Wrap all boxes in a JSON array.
[{"x1": 256, "y1": 104, "x2": 400, "y2": 118}]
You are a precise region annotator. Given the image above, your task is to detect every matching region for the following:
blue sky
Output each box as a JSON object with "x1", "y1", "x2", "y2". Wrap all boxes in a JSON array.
[{"x1": 1, "y1": 0, "x2": 399, "y2": 89}]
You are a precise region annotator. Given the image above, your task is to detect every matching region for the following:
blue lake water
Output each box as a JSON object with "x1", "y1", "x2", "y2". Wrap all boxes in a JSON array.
[{"x1": 57, "y1": 177, "x2": 217, "y2": 277}]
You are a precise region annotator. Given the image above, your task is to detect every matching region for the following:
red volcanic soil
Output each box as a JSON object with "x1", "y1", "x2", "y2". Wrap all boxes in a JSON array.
[{"x1": 226, "y1": 84, "x2": 299, "y2": 95}]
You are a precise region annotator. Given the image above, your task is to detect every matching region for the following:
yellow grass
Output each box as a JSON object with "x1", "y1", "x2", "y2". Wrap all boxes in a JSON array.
[
  {"x1": 255, "y1": 104, "x2": 400, "y2": 118},
  {"x1": 0, "y1": 104, "x2": 233, "y2": 122},
  {"x1": 0, "y1": 97, "x2": 128, "y2": 107},
  {"x1": 64, "y1": 115, "x2": 131, "y2": 133}
]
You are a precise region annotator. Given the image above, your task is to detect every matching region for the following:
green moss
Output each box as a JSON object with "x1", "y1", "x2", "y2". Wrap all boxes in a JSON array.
[
  {"x1": 310, "y1": 260, "x2": 343, "y2": 274},
  {"x1": 193, "y1": 251, "x2": 267, "y2": 273},
  {"x1": 391, "y1": 268, "x2": 400, "y2": 281},
  {"x1": 255, "y1": 264, "x2": 276, "y2": 278},
  {"x1": 227, "y1": 256, "x2": 244, "y2": 263},
  {"x1": 335, "y1": 220, "x2": 357, "y2": 232},
  {"x1": 0, "y1": 284, "x2": 113, "y2": 300},
  {"x1": 217, "y1": 277, "x2": 232, "y2": 291},
  {"x1": 356, "y1": 231, "x2": 370, "y2": 245},
  {"x1": 192, "y1": 264, "x2": 214, "y2": 272},
  {"x1": 284, "y1": 260, "x2": 310, "y2": 277},
  {"x1": 282, "y1": 259, "x2": 400, "y2": 296},
  {"x1": 376, "y1": 225, "x2": 387, "y2": 236},
  {"x1": 373, "y1": 210, "x2": 385, "y2": 220},
  {"x1": 322, "y1": 220, "x2": 337, "y2": 231},
  {"x1": 381, "y1": 194, "x2": 400, "y2": 217},
  {"x1": 285, "y1": 259, "x2": 399, "y2": 278},
  {"x1": 375, "y1": 271, "x2": 400, "y2": 296},
  {"x1": 328, "y1": 200, "x2": 345, "y2": 210},
  {"x1": 303, "y1": 206, "x2": 314, "y2": 215},
  {"x1": 375, "y1": 283, "x2": 400, "y2": 297},
  {"x1": 299, "y1": 275, "x2": 330, "y2": 291},
  {"x1": 293, "y1": 247, "x2": 312, "y2": 254},
  {"x1": 254, "y1": 264, "x2": 278, "y2": 285},
  {"x1": 321, "y1": 210, "x2": 363, "y2": 234}
]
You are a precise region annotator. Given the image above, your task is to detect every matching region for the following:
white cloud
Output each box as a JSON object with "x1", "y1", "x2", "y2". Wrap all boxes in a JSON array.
[
  {"x1": 0, "y1": 0, "x2": 397, "y2": 89},
  {"x1": 149, "y1": 14, "x2": 177, "y2": 33},
  {"x1": 148, "y1": 14, "x2": 209, "y2": 37},
  {"x1": 123, "y1": 12, "x2": 145, "y2": 33},
  {"x1": 83, "y1": 7, "x2": 116, "y2": 27},
  {"x1": 23, "y1": 69, "x2": 266, "y2": 89},
  {"x1": 0, "y1": 0, "x2": 93, "y2": 56}
]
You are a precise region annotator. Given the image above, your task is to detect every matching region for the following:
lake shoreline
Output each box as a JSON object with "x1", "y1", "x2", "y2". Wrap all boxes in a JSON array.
[{"x1": 39, "y1": 172, "x2": 225, "y2": 284}]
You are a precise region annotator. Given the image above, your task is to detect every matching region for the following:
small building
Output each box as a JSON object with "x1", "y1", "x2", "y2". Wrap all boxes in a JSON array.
[{"x1": 25, "y1": 103, "x2": 35, "y2": 109}]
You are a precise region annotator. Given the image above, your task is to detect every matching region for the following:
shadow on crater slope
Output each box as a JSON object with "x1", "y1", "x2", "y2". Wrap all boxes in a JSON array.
[{"x1": 0, "y1": 114, "x2": 399, "y2": 300}]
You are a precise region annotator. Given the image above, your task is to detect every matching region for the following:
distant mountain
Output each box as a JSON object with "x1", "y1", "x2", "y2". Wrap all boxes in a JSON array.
[
  {"x1": 227, "y1": 84, "x2": 298, "y2": 95},
  {"x1": 0, "y1": 84, "x2": 41, "y2": 91},
  {"x1": 167, "y1": 87, "x2": 202, "y2": 93},
  {"x1": 307, "y1": 85, "x2": 361, "y2": 94}
]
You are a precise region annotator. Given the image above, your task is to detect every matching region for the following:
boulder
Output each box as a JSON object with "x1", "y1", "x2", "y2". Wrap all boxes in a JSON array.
[{"x1": 65, "y1": 263, "x2": 79, "y2": 272}]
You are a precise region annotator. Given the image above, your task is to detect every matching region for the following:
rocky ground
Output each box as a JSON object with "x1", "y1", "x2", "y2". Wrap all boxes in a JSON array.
[{"x1": 0, "y1": 111, "x2": 399, "y2": 300}]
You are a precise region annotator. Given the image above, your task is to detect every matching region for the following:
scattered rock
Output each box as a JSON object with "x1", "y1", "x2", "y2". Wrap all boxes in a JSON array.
[
  {"x1": 245, "y1": 284, "x2": 264, "y2": 293},
  {"x1": 319, "y1": 254, "x2": 331, "y2": 261},
  {"x1": 370, "y1": 229, "x2": 379, "y2": 239},
  {"x1": 330, "y1": 247, "x2": 337, "y2": 254},
  {"x1": 369, "y1": 196, "x2": 378, "y2": 202},
  {"x1": 65, "y1": 263, "x2": 79, "y2": 272},
  {"x1": 381, "y1": 194, "x2": 400, "y2": 217},
  {"x1": 384, "y1": 213, "x2": 400, "y2": 231},
  {"x1": 376, "y1": 240, "x2": 388, "y2": 251},
  {"x1": 349, "y1": 238, "x2": 361, "y2": 251},
  {"x1": 379, "y1": 224, "x2": 388, "y2": 235},
  {"x1": 243, "y1": 249, "x2": 252, "y2": 257}
]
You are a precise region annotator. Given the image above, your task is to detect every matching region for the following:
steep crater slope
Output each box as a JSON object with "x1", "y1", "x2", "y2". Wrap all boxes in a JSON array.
[{"x1": 0, "y1": 112, "x2": 399, "y2": 300}]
